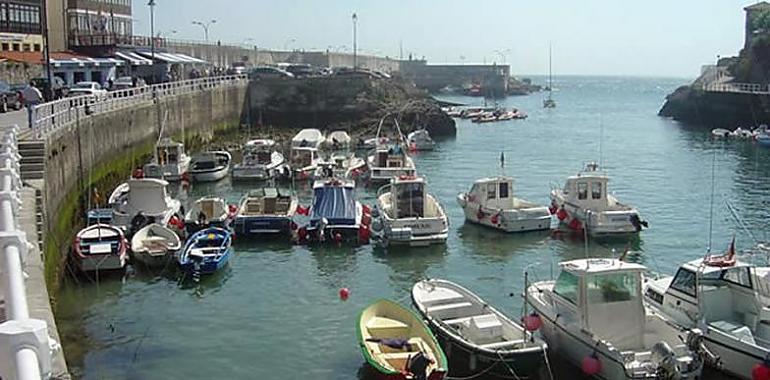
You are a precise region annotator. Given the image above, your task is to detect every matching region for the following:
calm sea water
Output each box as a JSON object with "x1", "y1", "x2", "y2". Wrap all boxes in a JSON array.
[{"x1": 55, "y1": 76, "x2": 769, "y2": 380}]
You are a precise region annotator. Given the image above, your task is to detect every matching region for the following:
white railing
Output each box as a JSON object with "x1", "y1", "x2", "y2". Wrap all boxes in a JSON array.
[
  {"x1": 0, "y1": 125, "x2": 53, "y2": 380},
  {"x1": 32, "y1": 74, "x2": 249, "y2": 139},
  {"x1": 702, "y1": 81, "x2": 770, "y2": 94}
]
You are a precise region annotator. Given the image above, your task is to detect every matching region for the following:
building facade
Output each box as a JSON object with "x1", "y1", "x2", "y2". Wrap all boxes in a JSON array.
[
  {"x1": 66, "y1": 0, "x2": 132, "y2": 48},
  {"x1": 744, "y1": 2, "x2": 770, "y2": 49},
  {"x1": 0, "y1": 0, "x2": 43, "y2": 52}
]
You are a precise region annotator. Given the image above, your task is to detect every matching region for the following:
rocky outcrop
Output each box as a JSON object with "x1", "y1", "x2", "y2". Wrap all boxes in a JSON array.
[
  {"x1": 658, "y1": 85, "x2": 770, "y2": 126},
  {"x1": 245, "y1": 76, "x2": 456, "y2": 137}
]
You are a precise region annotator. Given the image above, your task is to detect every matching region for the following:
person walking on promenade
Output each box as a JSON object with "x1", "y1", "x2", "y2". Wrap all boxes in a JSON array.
[{"x1": 21, "y1": 81, "x2": 43, "y2": 129}]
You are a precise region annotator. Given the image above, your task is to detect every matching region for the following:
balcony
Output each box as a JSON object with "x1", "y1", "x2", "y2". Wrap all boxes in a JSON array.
[{"x1": 68, "y1": 33, "x2": 166, "y2": 48}]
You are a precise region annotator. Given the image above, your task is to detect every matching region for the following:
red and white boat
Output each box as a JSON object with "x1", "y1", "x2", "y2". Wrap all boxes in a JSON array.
[{"x1": 72, "y1": 224, "x2": 128, "y2": 272}]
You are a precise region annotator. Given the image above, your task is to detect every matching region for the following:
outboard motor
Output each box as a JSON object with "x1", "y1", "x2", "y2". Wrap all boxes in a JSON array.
[
  {"x1": 629, "y1": 214, "x2": 649, "y2": 232},
  {"x1": 129, "y1": 212, "x2": 149, "y2": 236},
  {"x1": 651, "y1": 341, "x2": 681, "y2": 380},
  {"x1": 686, "y1": 328, "x2": 720, "y2": 369},
  {"x1": 406, "y1": 351, "x2": 432, "y2": 380}
]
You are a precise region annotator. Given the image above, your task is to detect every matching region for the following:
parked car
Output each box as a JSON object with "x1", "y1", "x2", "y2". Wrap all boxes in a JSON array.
[
  {"x1": 110, "y1": 76, "x2": 146, "y2": 91},
  {"x1": 285, "y1": 64, "x2": 315, "y2": 78},
  {"x1": 68, "y1": 81, "x2": 108, "y2": 100},
  {"x1": 31, "y1": 76, "x2": 68, "y2": 101},
  {"x1": 333, "y1": 67, "x2": 384, "y2": 79},
  {"x1": 249, "y1": 66, "x2": 294, "y2": 79},
  {"x1": 0, "y1": 81, "x2": 22, "y2": 112}
]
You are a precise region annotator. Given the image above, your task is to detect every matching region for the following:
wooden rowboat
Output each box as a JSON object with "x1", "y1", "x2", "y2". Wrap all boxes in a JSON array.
[{"x1": 357, "y1": 299, "x2": 448, "y2": 380}]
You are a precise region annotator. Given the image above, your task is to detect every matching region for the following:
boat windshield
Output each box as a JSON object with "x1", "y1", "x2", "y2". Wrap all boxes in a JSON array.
[
  {"x1": 396, "y1": 182, "x2": 424, "y2": 218},
  {"x1": 554, "y1": 271, "x2": 579, "y2": 305},
  {"x1": 585, "y1": 272, "x2": 638, "y2": 304},
  {"x1": 292, "y1": 150, "x2": 312, "y2": 166}
]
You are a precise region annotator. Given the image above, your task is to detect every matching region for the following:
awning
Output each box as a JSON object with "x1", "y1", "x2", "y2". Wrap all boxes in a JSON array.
[
  {"x1": 50, "y1": 57, "x2": 124, "y2": 67},
  {"x1": 115, "y1": 51, "x2": 152, "y2": 66},
  {"x1": 136, "y1": 51, "x2": 207, "y2": 64}
]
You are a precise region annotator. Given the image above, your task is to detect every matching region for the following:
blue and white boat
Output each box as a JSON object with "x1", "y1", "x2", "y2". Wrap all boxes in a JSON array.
[
  {"x1": 299, "y1": 177, "x2": 370, "y2": 245},
  {"x1": 177, "y1": 227, "x2": 233, "y2": 275},
  {"x1": 233, "y1": 188, "x2": 298, "y2": 236},
  {"x1": 756, "y1": 129, "x2": 770, "y2": 147}
]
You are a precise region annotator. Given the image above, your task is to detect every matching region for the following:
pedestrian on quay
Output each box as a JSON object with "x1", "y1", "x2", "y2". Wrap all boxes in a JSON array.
[{"x1": 21, "y1": 81, "x2": 43, "y2": 129}]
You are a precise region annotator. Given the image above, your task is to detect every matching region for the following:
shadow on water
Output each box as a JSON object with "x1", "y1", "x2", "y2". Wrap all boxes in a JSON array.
[
  {"x1": 372, "y1": 244, "x2": 448, "y2": 291},
  {"x1": 306, "y1": 243, "x2": 363, "y2": 287},
  {"x1": 176, "y1": 264, "x2": 233, "y2": 297},
  {"x1": 457, "y1": 223, "x2": 552, "y2": 263}
]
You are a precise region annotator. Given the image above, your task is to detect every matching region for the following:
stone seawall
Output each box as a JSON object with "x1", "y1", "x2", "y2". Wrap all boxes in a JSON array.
[{"x1": 42, "y1": 84, "x2": 247, "y2": 288}]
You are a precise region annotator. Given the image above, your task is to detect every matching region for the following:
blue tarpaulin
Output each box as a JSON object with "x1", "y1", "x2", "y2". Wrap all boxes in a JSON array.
[{"x1": 310, "y1": 186, "x2": 357, "y2": 226}]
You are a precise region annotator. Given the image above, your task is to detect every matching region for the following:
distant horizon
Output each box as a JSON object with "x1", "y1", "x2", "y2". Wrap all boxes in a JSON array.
[{"x1": 132, "y1": 0, "x2": 753, "y2": 78}]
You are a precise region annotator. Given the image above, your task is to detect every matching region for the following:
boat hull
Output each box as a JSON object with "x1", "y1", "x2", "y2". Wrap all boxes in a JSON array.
[
  {"x1": 431, "y1": 332, "x2": 543, "y2": 379},
  {"x1": 458, "y1": 195, "x2": 551, "y2": 233},
  {"x1": 74, "y1": 254, "x2": 127, "y2": 272},
  {"x1": 551, "y1": 195, "x2": 641, "y2": 236},
  {"x1": 179, "y1": 247, "x2": 232, "y2": 275},
  {"x1": 231, "y1": 166, "x2": 271, "y2": 181},
  {"x1": 191, "y1": 167, "x2": 229, "y2": 182},
  {"x1": 131, "y1": 250, "x2": 172, "y2": 267},
  {"x1": 233, "y1": 215, "x2": 292, "y2": 235}
]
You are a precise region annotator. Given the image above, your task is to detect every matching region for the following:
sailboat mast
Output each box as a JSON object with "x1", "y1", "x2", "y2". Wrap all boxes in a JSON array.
[{"x1": 548, "y1": 44, "x2": 553, "y2": 98}]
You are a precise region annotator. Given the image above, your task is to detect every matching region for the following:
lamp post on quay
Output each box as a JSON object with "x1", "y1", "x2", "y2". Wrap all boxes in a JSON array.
[
  {"x1": 192, "y1": 19, "x2": 216, "y2": 42},
  {"x1": 352, "y1": 13, "x2": 358, "y2": 69}
]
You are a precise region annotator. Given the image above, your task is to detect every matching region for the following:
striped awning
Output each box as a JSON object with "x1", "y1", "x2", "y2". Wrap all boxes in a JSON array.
[
  {"x1": 115, "y1": 51, "x2": 153, "y2": 66},
  {"x1": 136, "y1": 51, "x2": 207, "y2": 64},
  {"x1": 50, "y1": 57, "x2": 124, "y2": 67}
]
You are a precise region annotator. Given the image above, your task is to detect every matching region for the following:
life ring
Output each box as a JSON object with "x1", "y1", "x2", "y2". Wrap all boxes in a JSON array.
[{"x1": 398, "y1": 174, "x2": 416, "y2": 181}]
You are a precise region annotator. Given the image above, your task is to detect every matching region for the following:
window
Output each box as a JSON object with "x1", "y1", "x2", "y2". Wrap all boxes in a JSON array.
[
  {"x1": 671, "y1": 268, "x2": 697, "y2": 296},
  {"x1": 11, "y1": 43, "x2": 19, "y2": 51},
  {"x1": 499, "y1": 182, "x2": 509, "y2": 198},
  {"x1": 33, "y1": 44, "x2": 40, "y2": 52},
  {"x1": 1, "y1": 43, "x2": 8, "y2": 51},
  {"x1": 723, "y1": 267, "x2": 752, "y2": 289},
  {"x1": 578, "y1": 182, "x2": 588, "y2": 200},
  {"x1": 586, "y1": 272, "x2": 638, "y2": 303},
  {"x1": 591, "y1": 182, "x2": 602, "y2": 199},
  {"x1": 22, "y1": 43, "x2": 29, "y2": 52},
  {"x1": 554, "y1": 271, "x2": 579, "y2": 304},
  {"x1": 487, "y1": 184, "x2": 496, "y2": 199}
]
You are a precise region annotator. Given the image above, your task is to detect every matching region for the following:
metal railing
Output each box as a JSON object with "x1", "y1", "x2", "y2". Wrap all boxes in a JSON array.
[
  {"x1": 32, "y1": 74, "x2": 249, "y2": 139},
  {"x1": 702, "y1": 81, "x2": 770, "y2": 94},
  {"x1": 0, "y1": 125, "x2": 53, "y2": 380}
]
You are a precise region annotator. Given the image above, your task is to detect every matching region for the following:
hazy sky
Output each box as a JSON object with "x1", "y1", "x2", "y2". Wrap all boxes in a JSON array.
[{"x1": 133, "y1": 0, "x2": 757, "y2": 77}]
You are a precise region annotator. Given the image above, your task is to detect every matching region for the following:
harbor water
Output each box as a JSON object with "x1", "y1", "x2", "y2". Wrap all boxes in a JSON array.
[{"x1": 55, "y1": 76, "x2": 767, "y2": 379}]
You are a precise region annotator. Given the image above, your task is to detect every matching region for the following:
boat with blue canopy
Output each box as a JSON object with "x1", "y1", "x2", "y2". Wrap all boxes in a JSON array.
[
  {"x1": 298, "y1": 177, "x2": 371, "y2": 245},
  {"x1": 177, "y1": 227, "x2": 233, "y2": 275}
]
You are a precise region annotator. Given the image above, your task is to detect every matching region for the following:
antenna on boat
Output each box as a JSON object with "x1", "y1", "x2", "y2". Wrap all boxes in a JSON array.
[
  {"x1": 707, "y1": 149, "x2": 716, "y2": 253},
  {"x1": 499, "y1": 151, "x2": 505, "y2": 176},
  {"x1": 599, "y1": 115, "x2": 604, "y2": 170}
]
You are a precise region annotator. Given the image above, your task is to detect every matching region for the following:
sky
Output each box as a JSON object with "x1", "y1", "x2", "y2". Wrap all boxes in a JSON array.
[{"x1": 132, "y1": 0, "x2": 758, "y2": 78}]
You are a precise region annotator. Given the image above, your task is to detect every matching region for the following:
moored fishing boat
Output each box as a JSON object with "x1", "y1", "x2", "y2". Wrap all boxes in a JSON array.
[
  {"x1": 297, "y1": 177, "x2": 370, "y2": 245},
  {"x1": 407, "y1": 129, "x2": 435, "y2": 151},
  {"x1": 72, "y1": 224, "x2": 128, "y2": 272},
  {"x1": 367, "y1": 117, "x2": 417, "y2": 183},
  {"x1": 231, "y1": 139, "x2": 286, "y2": 181},
  {"x1": 177, "y1": 227, "x2": 233, "y2": 275},
  {"x1": 233, "y1": 188, "x2": 298, "y2": 236},
  {"x1": 290, "y1": 128, "x2": 325, "y2": 179},
  {"x1": 357, "y1": 299, "x2": 448, "y2": 380},
  {"x1": 412, "y1": 279, "x2": 547, "y2": 378},
  {"x1": 143, "y1": 138, "x2": 191, "y2": 181},
  {"x1": 184, "y1": 196, "x2": 235, "y2": 234},
  {"x1": 190, "y1": 151, "x2": 231, "y2": 182},
  {"x1": 644, "y1": 240, "x2": 770, "y2": 379},
  {"x1": 371, "y1": 175, "x2": 448, "y2": 247},
  {"x1": 130, "y1": 224, "x2": 181, "y2": 267},
  {"x1": 550, "y1": 162, "x2": 647, "y2": 236},
  {"x1": 457, "y1": 176, "x2": 551, "y2": 233},
  {"x1": 111, "y1": 178, "x2": 182, "y2": 236},
  {"x1": 527, "y1": 258, "x2": 706, "y2": 379}
]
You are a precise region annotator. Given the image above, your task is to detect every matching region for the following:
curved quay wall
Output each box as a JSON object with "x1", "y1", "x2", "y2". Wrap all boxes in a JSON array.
[{"x1": 5, "y1": 75, "x2": 249, "y2": 379}]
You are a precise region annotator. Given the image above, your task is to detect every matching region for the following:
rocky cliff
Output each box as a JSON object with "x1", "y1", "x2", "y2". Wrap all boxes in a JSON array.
[{"x1": 244, "y1": 76, "x2": 456, "y2": 137}]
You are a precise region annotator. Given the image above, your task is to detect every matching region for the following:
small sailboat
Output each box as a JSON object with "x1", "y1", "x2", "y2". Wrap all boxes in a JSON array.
[
  {"x1": 231, "y1": 139, "x2": 286, "y2": 181},
  {"x1": 177, "y1": 227, "x2": 233, "y2": 275},
  {"x1": 190, "y1": 151, "x2": 231, "y2": 182},
  {"x1": 407, "y1": 129, "x2": 435, "y2": 151},
  {"x1": 357, "y1": 299, "x2": 448, "y2": 380},
  {"x1": 130, "y1": 224, "x2": 181, "y2": 267},
  {"x1": 371, "y1": 175, "x2": 448, "y2": 247},
  {"x1": 184, "y1": 196, "x2": 235, "y2": 234},
  {"x1": 111, "y1": 178, "x2": 182, "y2": 236},
  {"x1": 233, "y1": 188, "x2": 298, "y2": 236},
  {"x1": 290, "y1": 128, "x2": 325, "y2": 179},
  {"x1": 412, "y1": 279, "x2": 548, "y2": 378},
  {"x1": 543, "y1": 44, "x2": 556, "y2": 109},
  {"x1": 299, "y1": 177, "x2": 370, "y2": 245},
  {"x1": 457, "y1": 176, "x2": 551, "y2": 233},
  {"x1": 527, "y1": 258, "x2": 706, "y2": 379},
  {"x1": 144, "y1": 138, "x2": 191, "y2": 181},
  {"x1": 550, "y1": 162, "x2": 647, "y2": 236},
  {"x1": 72, "y1": 224, "x2": 128, "y2": 272}
]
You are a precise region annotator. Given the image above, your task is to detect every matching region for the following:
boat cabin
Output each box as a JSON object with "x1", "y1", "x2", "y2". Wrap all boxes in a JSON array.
[
  {"x1": 125, "y1": 178, "x2": 173, "y2": 215},
  {"x1": 156, "y1": 138, "x2": 185, "y2": 165},
  {"x1": 468, "y1": 177, "x2": 515, "y2": 209},
  {"x1": 649, "y1": 258, "x2": 770, "y2": 343},
  {"x1": 392, "y1": 176, "x2": 426, "y2": 218},
  {"x1": 551, "y1": 259, "x2": 647, "y2": 350},
  {"x1": 240, "y1": 188, "x2": 294, "y2": 216},
  {"x1": 243, "y1": 139, "x2": 276, "y2": 165},
  {"x1": 561, "y1": 163, "x2": 610, "y2": 209},
  {"x1": 374, "y1": 144, "x2": 407, "y2": 168},
  {"x1": 291, "y1": 147, "x2": 317, "y2": 168}
]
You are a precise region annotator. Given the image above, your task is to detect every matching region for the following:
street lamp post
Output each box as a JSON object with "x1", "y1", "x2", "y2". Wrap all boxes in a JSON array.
[
  {"x1": 148, "y1": 0, "x2": 156, "y2": 59},
  {"x1": 352, "y1": 13, "x2": 357, "y2": 69},
  {"x1": 41, "y1": 0, "x2": 53, "y2": 100},
  {"x1": 192, "y1": 19, "x2": 216, "y2": 42}
]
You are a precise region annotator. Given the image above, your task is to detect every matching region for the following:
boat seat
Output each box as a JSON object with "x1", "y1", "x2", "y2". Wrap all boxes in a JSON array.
[
  {"x1": 378, "y1": 352, "x2": 419, "y2": 360},
  {"x1": 709, "y1": 320, "x2": 756, "y2": 345},
  {"x1": 419, "y1": 289, "x2": 464, "y2": 308},
  {"x1": 426, "y1": 302, "x2": 474, "y2": 320},
  {"x1": 479, "y1": 339, "x2": 525, "y2": 350},
  {"x1": 460, "y1": 314, "x2": 503, "y2": 344},
  {"x1": 444, "y1": 313, "x2": 496, "y2": 326},
  {"x1": 367, "y1": 317, "x2": 409, "y2": 332}
]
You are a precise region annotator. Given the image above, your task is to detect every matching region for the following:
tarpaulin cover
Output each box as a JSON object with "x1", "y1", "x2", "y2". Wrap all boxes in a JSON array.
[{"x1": 310, "y1": 186, "x2": 357, "y2": 226}]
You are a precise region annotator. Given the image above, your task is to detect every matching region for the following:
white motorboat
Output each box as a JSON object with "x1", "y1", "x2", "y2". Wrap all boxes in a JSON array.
[
  {"x1": 231, "y1": 139, "x2": 286, "y2": 181},
  {"x1": 372, "y1": 175, "x2": 448, "y2": 247},
  {"x1": 143, "y1": 138, "x2": 191, "y2": 181},
  {"x1": 711, "y1": 128, "x2": 731, "y2": 139},
  {"x1": 358, "y1": 136, "x2": 390, "y2": 151},
  {"x1": 730, "y1": 127, "x2": 754, "y2": 139},
  {"x1": 411, "y1": 279, "x2": 548, "y2": 378},
  {"x1": 290, "y1": 128, "x2": 325, "y2": 179},
  {"x1": 72, "y1": 224, "x2": 128, "y2": 272},
  {"x1": 130, "y1": 224, "x2": 181, "y2": 267},
  {"x1": 457, "y1": 176, "x2": 551, "y2": 233},
  {"x1": 190, "y1": 151, "x2": 231, "y2": 182},
  {"x1": 184, "y1": 196, "x2": 234, "y2": 234},
  {"x1": 316, "y1": 130, "x2": 367, "y2": 179},
  {"x1": 407, "y1": 129, "x2": 435, "y2": 151},
  {"x1": 550, "y1": 162, "x2": 647, "y2": 236},
  {"x1": 108, "y1": 182, "x2": 129, "y2": 207},
  {"x1": 527, "y1": 258, "x2": 706, "y2": 379},
  {"x1": 233, "y1": 188, "x2": 298, "y2": 236},
  {"x1": 111, "y1": 178, "x2": 182, "y2": 235},
  {"x1": 367, "y1": 144, "x2": 416, "y2": 183},
  {"x1": 644, "y1": 242, "x2": 770, "y2": 379},
  {"x1": 324, "y1": 130, "x2": 352, "y2": 151}
]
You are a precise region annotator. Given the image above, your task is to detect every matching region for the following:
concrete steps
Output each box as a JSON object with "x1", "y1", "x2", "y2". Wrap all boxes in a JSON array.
[{"x1": 18, "y1": 139, "x2": 45, "y2": 181}]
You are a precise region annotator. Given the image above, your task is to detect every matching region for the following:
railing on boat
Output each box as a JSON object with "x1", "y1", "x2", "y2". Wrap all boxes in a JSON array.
[{"x1": 0, "y1": 125, "x2": 54, "y2": 380}]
